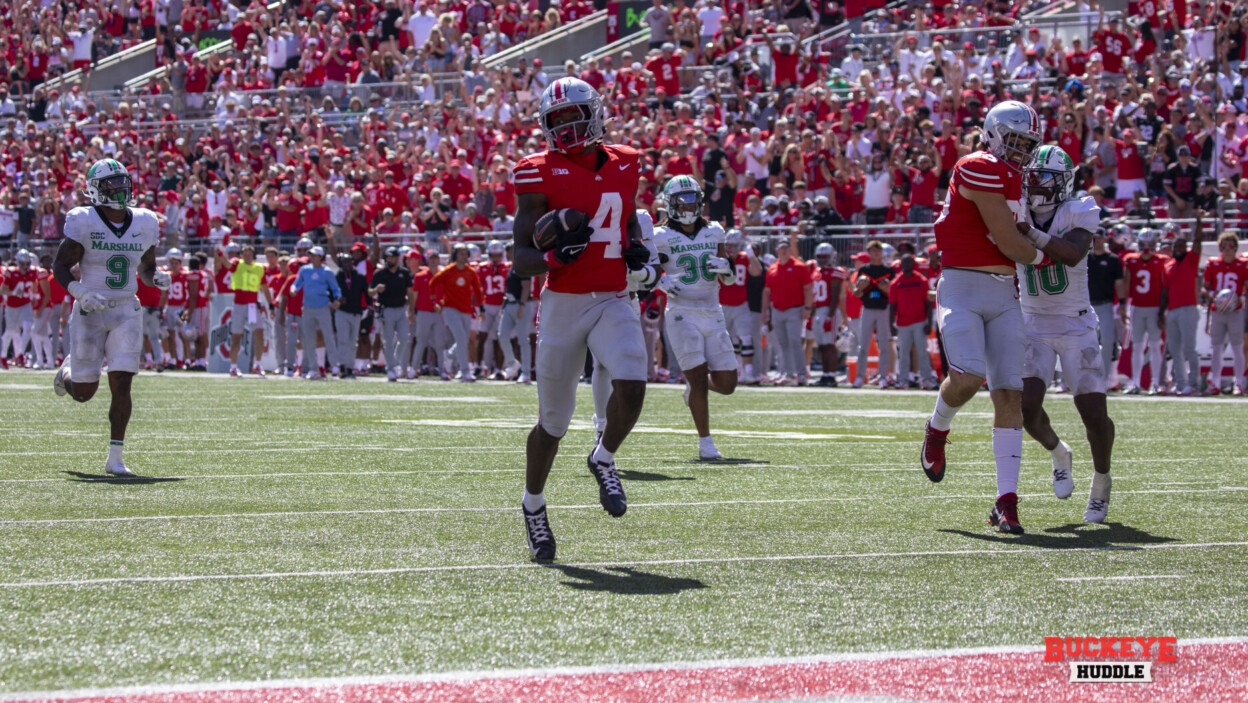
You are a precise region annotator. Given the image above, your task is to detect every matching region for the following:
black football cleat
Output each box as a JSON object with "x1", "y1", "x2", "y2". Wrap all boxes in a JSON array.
[
  {"x1": 523, "y1": 504, "x2": 557, "y2": 561},
  {"x1": 989, "y1": 492, "x2": 1025, "y2": 534},
  {"x1": 587, "y1": 452, "x2": 628, "y2": 517}
]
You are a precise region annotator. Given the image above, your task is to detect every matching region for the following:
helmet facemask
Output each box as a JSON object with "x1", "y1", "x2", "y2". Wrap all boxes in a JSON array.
[
  {"x1": 667, "y1": 190, "x2": 702, "y2": 225},
  {"x1": 998, "y1": 133, "x2": 1039, "y2": 168},
  {"x1": 544, "y1": 104, "x2": 600, "y2": 153},
  {"x1": 1024, "y1": 167, "x2": 1066, "y2": 217},
  {"x1": 95, "y1": 174, "x2": 133, "y2": 210}
]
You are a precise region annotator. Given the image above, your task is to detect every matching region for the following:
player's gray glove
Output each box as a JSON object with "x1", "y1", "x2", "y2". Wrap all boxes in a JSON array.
[
  {"x1": 707, "y1": 256, "x2": 732, "y2": 275},
  {"x1": 656, "y1": 275, "x2": 683, "y2": 299},
  {"x1": 152, "y1": 269, "x2": 172, "y2": 290},
  {"x1": 68, "y1": 281, "x2": 108, "y2": 314}
]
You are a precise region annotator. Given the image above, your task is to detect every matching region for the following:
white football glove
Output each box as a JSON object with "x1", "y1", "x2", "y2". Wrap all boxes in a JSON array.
[
  {"x1": 656, "y1": 275, "x2": 683, "y2": 299},
  {"x1": 707, "y1": 256, "x2": 732, "y2": 275},
  {"x1": 77, "y1": 291, "x2": 109, "y2": 314},
  {"x1": 152, "y1": 269, "x2": 172, "y2": 290}
]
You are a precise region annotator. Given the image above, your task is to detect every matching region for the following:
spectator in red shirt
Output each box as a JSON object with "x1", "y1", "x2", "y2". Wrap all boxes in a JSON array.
[
  {"x1": 1094, "y1": 15, "x2": 1130, "y2": 76},
  {"x1": 764, "y1": 32, "x2": 799, "y2": 90},
  {"x1": 645, "y1": 43, "x2": 682, "y2": 101},
  {"x1": 761, "y1": 239, "x2": 814, "y2": 385}
]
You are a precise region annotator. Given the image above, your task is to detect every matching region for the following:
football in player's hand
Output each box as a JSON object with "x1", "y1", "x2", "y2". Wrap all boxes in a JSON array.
[{"x1": 533, "y1": 209, "x2": 588, "y2": 251}]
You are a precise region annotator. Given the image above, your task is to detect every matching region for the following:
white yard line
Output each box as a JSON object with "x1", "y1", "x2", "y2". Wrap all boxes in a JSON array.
[
  {"x1": 1053, "y1": 574, "x2": 1186, "y2": 583},
  {"x1": 2, "y1": 488, "x2": 1244, "y2": 526},
  {"x1": 0, "y1": 542, "x2": 1243, "y2": 591}
]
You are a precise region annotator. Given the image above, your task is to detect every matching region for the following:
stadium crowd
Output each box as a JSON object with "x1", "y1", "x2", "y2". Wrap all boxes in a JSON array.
[{"x1": 0, "y1": 0, "x2": 1246, "y2": 393}]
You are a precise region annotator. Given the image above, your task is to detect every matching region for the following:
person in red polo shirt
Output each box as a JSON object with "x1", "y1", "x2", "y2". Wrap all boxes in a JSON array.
[
  {"x1": 1159, "y1": 220, "x2": 1205, "y2": 394},
  {"x1": 889, "y1": 253, "x2": 933, "y2": 389},
  {"x1": 761, "y1": 239, "x2": 813, "y2": 385}
]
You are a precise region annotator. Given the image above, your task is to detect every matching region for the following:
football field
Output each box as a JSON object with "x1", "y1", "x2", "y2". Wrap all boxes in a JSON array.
[{"x1": 1, "y1": 372, "x2": 1246, "y2": 702}]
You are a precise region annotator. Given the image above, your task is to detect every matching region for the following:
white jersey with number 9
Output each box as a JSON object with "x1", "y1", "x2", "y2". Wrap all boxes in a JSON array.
[{"x1": 63, "y1": 206, "x2": 161, "y2": 300}]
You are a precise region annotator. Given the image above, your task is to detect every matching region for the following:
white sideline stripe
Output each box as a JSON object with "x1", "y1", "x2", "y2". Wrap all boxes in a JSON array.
[
  {"x1": 3, "y1": 488, "x2": 1245, "y2": 526},
  {"x1": 1054, "y1": 574, "x2": 1185, "y2": 583},
  {"x1": 0, "y1": 542, "x2": 1245, "y2": 592},
  {"x1": 5, "y1": 635, "x2": 1248, "y2": 702}
]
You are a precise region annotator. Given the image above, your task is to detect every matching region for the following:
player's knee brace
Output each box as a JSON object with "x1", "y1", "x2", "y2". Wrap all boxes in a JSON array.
[{"x1": 740, "y1": 335, "x2": 753, "y2": 358}]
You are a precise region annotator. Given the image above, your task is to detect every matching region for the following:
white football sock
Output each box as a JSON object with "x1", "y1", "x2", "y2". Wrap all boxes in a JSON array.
[
  {"x1": 1090, "y1": 471, "x2": 1112, "y2": 501},
  {"x1": 699, "y1": 435, "x2": 716, "y2": 448},
  {"x1": 1131, "y1": 343, "x2": 1145, "y2": 388},
  {"x1": 592, "y1": 441, "x2": 614, "y2": 465},
  {"x1": 316, "y1": 348, "x2": 326, "y2": 366},
  {"x1": 992, "y1": 427, "x2": 1023, "y2": 498},
  {"x1": 107, "y1": 440, "x2": 124, "y2": 465},
  {"x1": 929, "y1": 394, "x2": 959, "y2": 431},
  {"x1": 522, "y1": 489, "x2": 545, "y2": 512}
]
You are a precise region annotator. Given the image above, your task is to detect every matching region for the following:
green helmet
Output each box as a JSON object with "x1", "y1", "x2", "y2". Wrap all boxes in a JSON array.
[
  {"x1": 85, "y1": 158, "x2": 134, "y2": 210},
  {"x1": 663, "y1": 175, "x2": 703, "y2": 226},
  {"x1": 1024, "y1": 145, "x2": 1075, "y2": 211}
]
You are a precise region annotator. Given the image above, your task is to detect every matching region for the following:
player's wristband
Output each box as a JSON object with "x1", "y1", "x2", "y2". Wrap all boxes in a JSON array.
[
  {"x1": 543, "y1": 250, "x2": 566, "y2": 270},
  {"x1": 1030, "y1": 248, "x2": 1046, "y2": 266},
  {"x1": 68, "y1": 281, "x2": 89, "y2": 300},
  {"x1": 1029, "y1": 227, "x2": 1052, "y2": 249}
]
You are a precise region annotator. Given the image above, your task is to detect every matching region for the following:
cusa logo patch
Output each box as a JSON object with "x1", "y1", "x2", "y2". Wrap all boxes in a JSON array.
[{"x1": 1045, "y1": 636, "x2": 1177, "y2": 683}]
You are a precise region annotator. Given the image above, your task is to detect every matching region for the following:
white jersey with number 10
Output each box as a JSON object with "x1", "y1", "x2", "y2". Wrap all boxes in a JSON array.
[{"x1": 1016, "y1": 196, "x2": 1100, "y2": 317}]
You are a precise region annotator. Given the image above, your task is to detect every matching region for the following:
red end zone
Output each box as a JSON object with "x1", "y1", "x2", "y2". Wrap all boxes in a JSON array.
[{"x1": 23, "y1": 640, "x2": 1247, "y2": 703}]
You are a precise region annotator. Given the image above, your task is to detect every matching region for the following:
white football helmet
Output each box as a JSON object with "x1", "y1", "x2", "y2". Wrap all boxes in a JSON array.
[
  {"x1": 725, "y1": 229, "x2": 745, "y2": 255},
  {"x1": 468, "y1": 243, "x2": 482, "y2": 262},
  {"x1": 1024, "y1": 145, "x2": 1076, "y2": 211},
  {"x1": 296, "y1": 237, "x2": 314, "y2": 254},
  {"x1": 180, "y1": 322, "x2": 198, "y2": 341},
  {"x1": 84, "y1": 158, "x2": 134, "y2": 210},
  {"x1": 14, "y1": 249, "x2": 33, "y2": 266},
  {"x1": 166, "y1": 248, "x2": 183, "y2": 261},
  {"x1": 663, "y1": 175, "x2": 704, "y2": 225},
  {"x1": 486, "y1": 239, "x2": 505, "y2": 259},
  {"x1": 982, "y1": 101, "x2": 1042, "y2": 168},
  {"x1": 539, "y1": 77, "x2": 606, "y2": 153},
  {"x1": 815, "y1": 242, "x2": 835, "y2": 266}
]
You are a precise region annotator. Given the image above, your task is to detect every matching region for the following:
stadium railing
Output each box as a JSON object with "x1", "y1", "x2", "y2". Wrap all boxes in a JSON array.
[{"x1": 485, "y1": 10, "x2": 608, "y2": 69}]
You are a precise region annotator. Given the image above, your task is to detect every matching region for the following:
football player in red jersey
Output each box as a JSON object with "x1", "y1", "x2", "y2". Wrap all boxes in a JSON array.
[
  {"x1": 720, "y1": 229, "x2": 763, "y2": 382},
  {"x1": 511, "y1": 77, "x2": 653, "y2": 561},
  {"x1": 920, "y1": 100, "x2": 1048, "y2": 534},
  {"x1": 29, "y1": 256, "x2": 56, "y2": 369},
  {"x1": 1121, "y1": 228, "x2": 1169, "y2": 394},
  {"x1": 811, "y1": 242, "x2": 847, "y2": 387},
  {"x1": 1, "y1": 249, "x2": 45, "y2": 367},
  {"x1": 160, "y1": 249, "x2": 190, "y2": 369},
  {"x1": 1203, "y1": 231, "x2": 1248, "y2": 395},
  {"x1": 477, "y1": 240, "x2": 511, "y2": 379}
]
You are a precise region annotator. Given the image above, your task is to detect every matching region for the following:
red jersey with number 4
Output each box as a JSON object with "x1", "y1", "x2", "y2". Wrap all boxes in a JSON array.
[
  {"x1": 934, "y1": 151, "x2": 1024, "y2": 269},
  {"x1": 477, "y1": 261, "x2": 510, "y2": 306},
  {"x1": 1123, "y1": 252, "x2": 1168, "y2": 308},
  {"x1": 1205, "y1": 257, "x2": 1248, "y2": 310},
  {"x1": 165, "y1": 269, "x2": 191, "y2": 306},
  {"x1": 512, "y1": 145, "x2": 640, "y2": 295},
  {"x1": 813, "y1": 266, "x2": 847, "y2": 308},
  {"x1": 3, "y1": 267, "x2": 37, "y2": 307},
  {"x1": 719, "y1": 252, "x2": 752, "y2": 306}
]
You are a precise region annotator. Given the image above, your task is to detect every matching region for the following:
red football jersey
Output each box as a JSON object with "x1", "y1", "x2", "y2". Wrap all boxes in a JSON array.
[
  {"x1": 1123, "y1": 252, "x2": 1168, "y2": 308},
  {"x1": 412, "y1": 267, "x2": 438, "y2": 313},
  {"x1": 477, "y1": 261, "x2": 510, "y2": 306},
  {"x1": 718, "y1": 252, "x2": 751, "y2": 307},
  {"x1": 513, "y1": 144, "x2": 640, "y2": 295},
  {"x1": 48, "y1": 275, "x2": 68, "y2": 305},
  {"x1": 813, "y1": 265, "x2": 847, "y2": 308},
  {"x1": 214, "y1": 260, "x2": 233, "y2": 294},
  {"x1": 136, "y1": 275, "x2": 164, "y2": 307},
  {"x1": 165, "y1": 270, "x2": 191, "y2": 307},
  {"x1": 1204, "y1": 257, "x2": 1248, "y2": 310},
  {"x1": 3, "y1": 267, "x2": 37, "y2": 307},
  {"x1": 188, "y1": 271, "x2": 211, "y2": 309},
  {"x1": 934, "y1": 151, "x2": 1024, "y2": 269},
  {"x1": 32, "y1": 269, "x2": 50, "y2": 310}
]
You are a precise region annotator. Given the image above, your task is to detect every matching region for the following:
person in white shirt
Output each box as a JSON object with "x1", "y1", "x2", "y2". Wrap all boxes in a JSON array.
[
  {"x1": 407, "y1": 2, "x2": 439, "y2": 48},
  {"x1": 205, "y1": 179, "x2": 229, "y2": 221},
  {"x1": 840, "y1": 45, "x2": 864, "y2": 85},
  {"x1": 741, "y1": 128, "x2": 772, "y2": 186},
  {"x1": 65, "y1": 20, "x2": 95, "y2": 69},
  {"x1": 697, "y1": 0, "x2": 725, "y2": 40},
  {"x1": 861, "y1": 154, "x2": 892, "y2": 225}
]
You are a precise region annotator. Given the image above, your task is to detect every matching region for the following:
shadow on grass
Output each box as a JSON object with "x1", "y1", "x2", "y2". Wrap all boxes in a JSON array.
[
  {"x1": 544, "y1": 564, "x2": 708, "y2": 595},
  {"x1": 62, "y1": 471, "x2": 184, "y2": 485},
  {"x1": 618, "y1": 470, "x2": 694, "y2": 482},
  {"x1": 939, "y1": 522, "x2": 1177, "y2": 550},
  {"x1": 683, "y1": 458, "x2": 769, "y2": 465}
]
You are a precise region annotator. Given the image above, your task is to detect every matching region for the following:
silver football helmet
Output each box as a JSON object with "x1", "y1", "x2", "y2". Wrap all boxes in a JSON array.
[
  {"x1": 486, "y1": 239, "x2": 505, "y2": 259},
  {"x1": 815, "y1": 242, "x2": 834, "y2": 267},
  {"x1": 538, "y1": 77, "x2": 606, "y2": 153},
  {"x1": 725, "y1": 228, "x2": 745, "y2": 255},
  {"x1": 982, "y1": 100, "x2": 1042, "y2": 168}
]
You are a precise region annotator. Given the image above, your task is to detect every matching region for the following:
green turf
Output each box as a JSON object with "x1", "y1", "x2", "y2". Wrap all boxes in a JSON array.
[{"x1": 1, "y1": 373, "x2": 1246, "y2": 693}]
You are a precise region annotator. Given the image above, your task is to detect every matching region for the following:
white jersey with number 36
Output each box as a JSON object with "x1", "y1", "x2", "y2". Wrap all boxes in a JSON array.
[
  {"x1": 63, "y1": 206, "x2": 161, "y2": 300},
  {"x1": 1017, "y1": 196, "x2": 1100, "y2": 317},
  {"x1": 654, "y1": 222, "x2": 725, "y2": 310}
]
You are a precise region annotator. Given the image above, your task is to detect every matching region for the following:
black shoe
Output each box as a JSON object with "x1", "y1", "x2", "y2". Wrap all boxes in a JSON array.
[
  {"x1": 815, "y1": 375, "x2": 836, "y2": 387},
  {"x1": 587, "y1": 452, "x2": 627, "y2": 517},
  {"x1": 523, "y1": 504, "x2": 557, "y2": 561},
  {"x1": 341, "y1": 369, "x2": 356, "y2": 379}
]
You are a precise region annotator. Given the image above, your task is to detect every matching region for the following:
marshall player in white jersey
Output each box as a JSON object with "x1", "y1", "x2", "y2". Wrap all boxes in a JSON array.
[
  {"x1": 653, "y1": 176, "x2": 738, "y2": 460},
  {"x1": 51, "y1": 159, "x2": 167, "y2": 477},
  {"x1": 1014, "y1": 146, "x2": 1115, "y2": 523}
]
